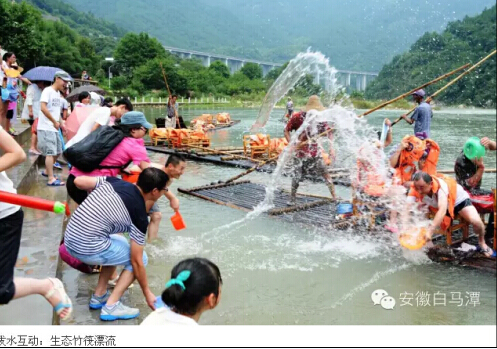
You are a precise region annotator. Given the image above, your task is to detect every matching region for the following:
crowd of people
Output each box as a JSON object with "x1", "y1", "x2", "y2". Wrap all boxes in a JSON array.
[
  {"x1": 0, "y1": 50, "x2": 222, "y2": 324},
  {"x1": 285, "y1": 92, "x2": 495, "y2": 257},
  {"x1": 1, "y1": 48, "x2": 495, "y2": 326}
]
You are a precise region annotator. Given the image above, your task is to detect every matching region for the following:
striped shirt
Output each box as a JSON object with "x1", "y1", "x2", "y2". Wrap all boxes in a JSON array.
[{"x1": 64, "y1": 177, "x2": 149, "y2": 255}]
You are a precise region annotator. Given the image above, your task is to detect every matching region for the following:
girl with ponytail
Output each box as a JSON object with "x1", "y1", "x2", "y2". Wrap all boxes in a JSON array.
[{"x1": 141, "y1": 258, "x2": 222, "y2": 325}]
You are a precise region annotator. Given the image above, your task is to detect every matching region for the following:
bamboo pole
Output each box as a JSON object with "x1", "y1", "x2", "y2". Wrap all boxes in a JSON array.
[
  {"x1": 224, "y1": 154, "x2": 281, "y2": 183},
  {"x1": 222, "y1": 50, "x2": 493, "y2": 184},
  {"x1": 438, "y1": 168, "x2": 496, "y2": 174},
  {"x1": 392, "y1": 50, "x2": 496, "y2": 126},
  {"x1": 357, "y1": 63, "x2": 471, "y2": 118}
]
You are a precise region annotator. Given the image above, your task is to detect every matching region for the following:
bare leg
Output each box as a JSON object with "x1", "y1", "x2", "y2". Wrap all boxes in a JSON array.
[
  {"x1": 147, "y1": 212, "x2": 162, "y2": 242},
  {"x1": 45, "y1": 155, "x2": 55, "y2": 182},
  {"x1": 30, "y1": 132, "x2": 38, "y2": 151},
  {"x1": 12, "y1": 278, "x2": 70, "y2": 319},
  {"x1": 458, "y1": 205, "x2": 491, "y2": 254},
  {"x1": 94, "y1": 266, "x2": 116, "y2": 297},
  {"x1": 106, "y1": 270, "x2": 134, "y2": 306}
]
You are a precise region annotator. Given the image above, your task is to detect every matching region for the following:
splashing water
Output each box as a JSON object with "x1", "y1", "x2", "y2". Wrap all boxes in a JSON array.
[{"x1": 251, "y1": 49, "x2": 340, "y2": 132}]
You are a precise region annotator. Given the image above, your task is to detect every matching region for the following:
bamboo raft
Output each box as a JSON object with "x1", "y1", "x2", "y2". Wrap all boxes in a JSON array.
[
  {"x1": 147, "y1": 146, "x2": 352, "y2": 186},
  {"x1": 178, "y1": 180, "x2": 495, "y2": 273},
  {"x1": 178, "y1": 180, "x2": 352, "y2": 228},
  {"x1": 204, "y1": 120, "x2": 241, "y2": 131}
]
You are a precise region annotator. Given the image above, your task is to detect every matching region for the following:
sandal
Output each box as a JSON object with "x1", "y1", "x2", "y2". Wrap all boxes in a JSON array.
[
  {"x1": 477, "y1": 246, "x2": 496, "y2": 258},
  {"x1": 40, "y1": 171, "x2": 59, "y2": 179},
  {"x1": 44, "y1": 278, "x2": 73, "y2": 321},
  {"x1": 47, "y1": 178, "x2": 65, "y2": 186}
]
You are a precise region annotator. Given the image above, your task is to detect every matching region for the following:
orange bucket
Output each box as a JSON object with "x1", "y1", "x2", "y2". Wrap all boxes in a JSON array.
[
  {"x1": 399, "y1": 227, "x2": 427, "y2": 250},
  {"x1": 171, "y1": 212, "x2": 186, "y2": 231},
  {"x1": 122, "y1": 171, "x2": 141, "y2": 184}
]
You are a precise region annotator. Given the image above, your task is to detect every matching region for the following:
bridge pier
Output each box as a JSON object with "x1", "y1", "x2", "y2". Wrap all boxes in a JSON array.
[{"x1": 362, "y1": 75, "x2": 367, "y2": 91}]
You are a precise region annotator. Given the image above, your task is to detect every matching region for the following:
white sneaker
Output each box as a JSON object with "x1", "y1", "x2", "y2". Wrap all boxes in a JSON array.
[{"x1": 100, "y1": 302, "x2": 139, "y2": 321}]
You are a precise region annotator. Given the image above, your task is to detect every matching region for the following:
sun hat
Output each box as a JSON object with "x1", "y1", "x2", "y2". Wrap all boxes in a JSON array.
[
  {"x1": 121, "y1": 111, "x2": 153, "y2": 129},
  {"x1": 302, "y1": 95, "x2": 326, "y2": 112}
]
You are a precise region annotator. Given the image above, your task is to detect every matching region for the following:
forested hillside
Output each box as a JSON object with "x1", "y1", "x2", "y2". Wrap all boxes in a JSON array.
[
  {"x1": 61, "y1": 0, "x2": 494, "y2": 71},
  {"x1": 23, "y1": 0, "x2": 126, "y2": 57},
  {"x1": 365, "y1": 5, "x2": 496, "y2": 107}
]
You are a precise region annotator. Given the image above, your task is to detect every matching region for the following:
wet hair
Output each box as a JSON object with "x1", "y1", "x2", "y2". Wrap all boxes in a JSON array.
[
  {"x1": 376, "y1": 130, "x2": 382, "y2": 140},
  {"x1": 2, "y1": 52, "x2": 14, "y2": 62},
  {"x1": 136, "y1": 167, "x2": 169, "y2": 194},
  {"x1": 115, "y1": 98, "x2": 133, "y2": 111},
  {"x1": 412, "y1": 171, "x2": 432, "y2": 183},
  {"x1": 165, "y1": 154, "x2": 186, "y2": 168},
  {"x1": 161, "y1": 258, "x2": 222, "y2": 315},
  {"x1": 78, "y1": 91, "x2": 91, "y2": 103}
]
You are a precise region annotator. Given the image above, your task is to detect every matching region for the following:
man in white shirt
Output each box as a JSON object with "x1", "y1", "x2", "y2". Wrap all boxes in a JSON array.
[
  {"x1": 38, "y1": 71, "x2": 72, "y2": 186},
  {"x1": 65, "y1": 99, "x2": 133, "y2": 149}
]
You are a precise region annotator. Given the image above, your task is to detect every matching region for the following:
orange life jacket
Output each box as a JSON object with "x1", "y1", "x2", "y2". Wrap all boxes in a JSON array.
[
  {"x1": 421, "y1": 139, "x2": 440, "y2": 176},
  {"x1": 409, "y1": 174, "x2": 457, "y2": 231},
  {"x1": 394, "y1": 136, "x2": 440, "y2": 184}
]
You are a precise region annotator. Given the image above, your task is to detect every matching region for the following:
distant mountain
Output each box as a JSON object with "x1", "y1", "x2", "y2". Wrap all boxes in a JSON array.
[
  {"x1": 24, "y1": 0, "x2": 127, "y2": 56},
  {"x1": 60, "y1": 0, "x2": 495, "y2": 71},
  {"x1": 365, "y1": 6, "x2": 496, "y2": 107}
]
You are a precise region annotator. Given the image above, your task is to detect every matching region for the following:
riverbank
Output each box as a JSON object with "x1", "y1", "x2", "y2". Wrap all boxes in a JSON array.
[{"x1": 128, "y1": 94, "x2": 481, "y2": 111}]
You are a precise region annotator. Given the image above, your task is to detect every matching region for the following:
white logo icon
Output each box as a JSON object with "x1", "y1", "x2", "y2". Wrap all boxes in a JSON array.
[
  {"x1": 371, "y1": 289, "x2": 396, "y2": 310},
  {"x1": 380, "y1": 296, "x2": 396, "y2": 310}
]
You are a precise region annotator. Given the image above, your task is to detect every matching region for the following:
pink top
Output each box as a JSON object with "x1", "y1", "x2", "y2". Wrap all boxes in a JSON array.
[{"x1": 70, "y1": 137, "x2": 150, "y2": 177}]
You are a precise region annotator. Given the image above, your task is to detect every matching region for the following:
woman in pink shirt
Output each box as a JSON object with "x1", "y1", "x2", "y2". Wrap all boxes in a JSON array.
[{"x1": 66, "y1": 111, "x2": 152, "y2": 204}]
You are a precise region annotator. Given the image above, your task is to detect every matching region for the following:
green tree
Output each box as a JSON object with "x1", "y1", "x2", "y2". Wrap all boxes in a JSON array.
[
  {"x1": 365, "y1": 5, "x2": 496, "y2": 107},
  {"x1": 265, "y1": 62, "x2": 289, "y2": 81},
  {"x1": 111, "y1": 75, "x2": 128, "y2": 91},
  {"x1": 209, "y1": 60, "x2": 230, "y2": 78},
  {"x1": 1, "y1": 1, "x2": 44, "y2": 67},
  {"x1": 240, "y1": 62, "x2": 263, "y2": 80},
  {"x1": 132, "y1": 58, "x2": 188, "y2": 95},
  {"x1": 114, "y1": 32, "x2": 167, "y2": 73}
]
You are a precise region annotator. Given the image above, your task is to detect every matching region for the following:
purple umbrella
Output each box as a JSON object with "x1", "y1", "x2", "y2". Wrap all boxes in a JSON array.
[{"x1": 22, "y1": 66, "x2": 73, "y2": 82}]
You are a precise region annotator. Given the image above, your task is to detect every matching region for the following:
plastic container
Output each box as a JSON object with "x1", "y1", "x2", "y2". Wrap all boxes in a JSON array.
[
  {"x1": 171, "y1": 212, "x2": 186, "y2": 230},
  {"x1": 463, "y1": 137, "x2": 486, "y2": 160},
  {"x1": 337, "y1": 203, "x2": 353, "y2": 215},
  {"x1": 121, "y1": 171, "x2": 141, "y2": 184},
  {"x1": 154, "y1": 296, "x2": 165, "y2": 309},
  {"x1": 399, "y1": 227, "x2": 427, "y2": 250}
]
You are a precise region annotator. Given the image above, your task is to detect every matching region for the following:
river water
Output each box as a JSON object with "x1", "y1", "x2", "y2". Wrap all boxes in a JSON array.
[{"x1": 136, "y1": 105, "x2": 495, "y2": 325}]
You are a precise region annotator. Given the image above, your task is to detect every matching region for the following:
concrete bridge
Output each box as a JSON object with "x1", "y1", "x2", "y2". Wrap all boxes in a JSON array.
[{"x1": 164, "y1": 45, "x2": 378, "y2": 91}]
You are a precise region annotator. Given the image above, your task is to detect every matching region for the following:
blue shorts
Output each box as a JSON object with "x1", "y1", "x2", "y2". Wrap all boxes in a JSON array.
[{"x1": 66, "y1": 235, "x2": 148, "y2": 272}]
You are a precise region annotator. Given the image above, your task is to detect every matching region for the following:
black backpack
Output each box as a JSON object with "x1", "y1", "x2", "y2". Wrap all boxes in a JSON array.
[{"x1": 63, "y1": 126, "x2": 126, "y2": 173}]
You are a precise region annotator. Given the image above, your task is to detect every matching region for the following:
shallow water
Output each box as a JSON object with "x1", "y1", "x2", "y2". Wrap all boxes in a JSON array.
[{"x1": 138, "y1": 106, "x2": 496, "y2": 325}]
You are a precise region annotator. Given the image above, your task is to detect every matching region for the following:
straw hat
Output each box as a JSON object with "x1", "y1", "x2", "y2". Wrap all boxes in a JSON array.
[{"x1": 302, "y1": 95, "x2": 325, "y2": 112}]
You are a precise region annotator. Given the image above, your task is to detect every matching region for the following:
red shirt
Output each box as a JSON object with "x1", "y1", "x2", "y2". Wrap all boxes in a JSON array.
[{"x1": 285, "y1": 112, "x2": 332, "y2": 157}]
